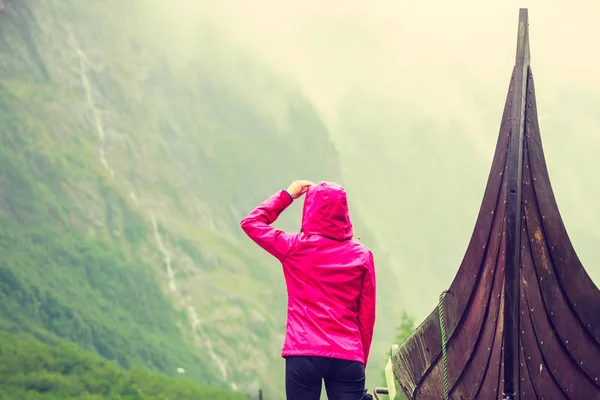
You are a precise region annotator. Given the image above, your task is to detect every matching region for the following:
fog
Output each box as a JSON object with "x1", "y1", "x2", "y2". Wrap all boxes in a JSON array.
[{"x1": 150, "y1": 0, "x2": 600, "y2": 321}]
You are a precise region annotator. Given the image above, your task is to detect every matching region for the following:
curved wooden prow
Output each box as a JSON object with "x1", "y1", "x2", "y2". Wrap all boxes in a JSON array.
[
  {"x1": 503, "y1": 8, "x2": 529, "y2": 399},
  {"x1": 392, "y1": 8, "x2": 600, "y2": 400}
]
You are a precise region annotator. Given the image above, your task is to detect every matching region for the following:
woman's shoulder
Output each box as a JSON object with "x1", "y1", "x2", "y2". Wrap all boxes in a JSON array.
[{"x1": 346, "y1": 241, "x2": 374, "y2": 262}]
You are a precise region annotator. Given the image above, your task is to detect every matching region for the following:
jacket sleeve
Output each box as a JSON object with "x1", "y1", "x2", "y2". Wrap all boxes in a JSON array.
[
  {"x1": 358, "y1": 250, "x2": 376, "y2": 367},
  {"x1": 240, "y1": 190, "x2": 296, "y2": 260}
]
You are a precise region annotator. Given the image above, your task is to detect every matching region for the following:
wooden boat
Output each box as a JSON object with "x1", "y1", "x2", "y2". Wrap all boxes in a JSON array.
[{"x1": 392, "y1": 8, "x2": 600, "y2": 400}]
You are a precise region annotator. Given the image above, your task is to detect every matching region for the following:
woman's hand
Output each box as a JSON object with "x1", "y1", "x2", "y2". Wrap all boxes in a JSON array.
[{"x1": 286, "y1": 180, "x2": 314, "y2": 199}]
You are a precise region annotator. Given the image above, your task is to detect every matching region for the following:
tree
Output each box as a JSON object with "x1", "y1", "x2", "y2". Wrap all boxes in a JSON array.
[{"x1": 381, "y1": 310, "x2": 415, "y2": 399}]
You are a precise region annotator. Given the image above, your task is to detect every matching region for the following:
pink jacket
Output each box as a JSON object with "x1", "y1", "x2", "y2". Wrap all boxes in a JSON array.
[{"x1": 240, "y1": 181, "x2": 376, "y2": 367}]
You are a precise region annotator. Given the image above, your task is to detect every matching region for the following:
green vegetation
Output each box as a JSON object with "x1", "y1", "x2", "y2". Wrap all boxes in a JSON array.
[
  {"x1": 0, "y1": 79, "x2": 222, "y2": 385},
  {"x1": 381, "y1": 311, "x2": 415, "y2": 399},
  {"x1": 0, "y1": 329, "x2": 246, "y2": 400}
]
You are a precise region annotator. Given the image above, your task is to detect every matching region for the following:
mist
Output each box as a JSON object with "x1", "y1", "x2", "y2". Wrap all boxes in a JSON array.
[{"x1": 146, "y1": 0, "x2": 600, "y2": 321}]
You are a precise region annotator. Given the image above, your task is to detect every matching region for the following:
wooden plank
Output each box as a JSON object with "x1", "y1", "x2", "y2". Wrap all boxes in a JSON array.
[
  {"x1": 524, "y1": 65, "x2": 600, "y2": 345},
  {"x1": 473, "y1": 275, "x2": 505, "y2": 399},
  {"x1": 498, "y1": 336, "x2": 505, "y2": 400},
  {"x1": 503, "y1": 8, "x2": 530, "y2": 399},
  {"x1": 519, "y1": 339, "x2": 538, "y2": 399},
  {"x1": 520, "y1": 224, "x2": 568, "y2": 399},
  {"x1": 522, "y1": 137, "x2": 600, "y2": 387},
  {"x1": 393, "y1": 70, "x2": 514, "y2": 398},
  {"x1": 412, "y1": 165, "x2": 508, "y2": 398},
  {"x1": 521, "y1": 222, "x2": 599, "y2": 397},
  {"x1": 450, "y1": 225, "x2": 506, "y2": 399}
]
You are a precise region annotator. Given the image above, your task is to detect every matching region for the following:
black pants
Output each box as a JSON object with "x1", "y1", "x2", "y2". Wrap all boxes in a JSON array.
[{"x1": 285, "y1": 356, "x2": 366, "y2": 400}]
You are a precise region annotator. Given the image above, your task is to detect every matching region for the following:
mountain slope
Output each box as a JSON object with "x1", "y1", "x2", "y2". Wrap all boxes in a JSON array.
[{"x1": 0, "y1": 0, "x2": 400, "y2": 397}]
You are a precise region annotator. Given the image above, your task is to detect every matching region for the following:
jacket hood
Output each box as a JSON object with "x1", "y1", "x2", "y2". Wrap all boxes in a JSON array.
[{"x1": 301, "y1": 181, "x2": 353, "y2": 240}]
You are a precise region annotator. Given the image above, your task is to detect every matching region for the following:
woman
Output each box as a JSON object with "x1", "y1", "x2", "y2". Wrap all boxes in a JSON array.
[{"x1": 240, "y1": 180, "x2": 376, "y2": 400}]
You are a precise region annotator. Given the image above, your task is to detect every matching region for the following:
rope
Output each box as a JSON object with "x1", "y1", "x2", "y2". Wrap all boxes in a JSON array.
[{"x1": 438, "y1": 290, "x2": 450, "y2": 400}]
